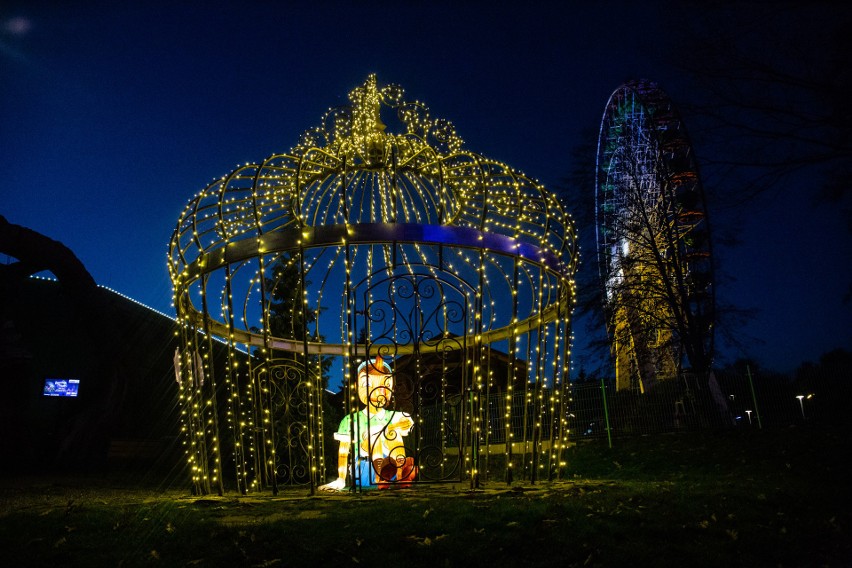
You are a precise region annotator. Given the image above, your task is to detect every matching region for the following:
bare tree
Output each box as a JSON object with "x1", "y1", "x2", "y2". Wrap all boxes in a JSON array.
[
  {"x1": 555, "y1": 130, "x2": 613, "y2": 376},
  {"x1": 672, "y1": 2, "x2": 852, "y2": 215},
  {"x1": 598, "y1": 114, "x2": 713, "y2": 392}
]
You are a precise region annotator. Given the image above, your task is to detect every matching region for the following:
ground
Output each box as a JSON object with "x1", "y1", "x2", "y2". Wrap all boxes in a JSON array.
[{"x1": 1, "y1": 427, "x2": 849, "y2": 567}]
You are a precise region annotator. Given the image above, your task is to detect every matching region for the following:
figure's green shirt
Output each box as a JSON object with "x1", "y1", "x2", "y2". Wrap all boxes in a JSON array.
[{"x1": 335, "y1": 408, "x2": 410, "y2": 457}]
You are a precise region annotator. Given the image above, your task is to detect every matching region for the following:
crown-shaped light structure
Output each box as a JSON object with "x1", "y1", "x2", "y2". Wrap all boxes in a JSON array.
[
  {"x1": 168, "y1": 75, "x2": 579, "y2": 495},
  {"x1": 170, "y1": 74, "x2": 577, "y2": 353}
]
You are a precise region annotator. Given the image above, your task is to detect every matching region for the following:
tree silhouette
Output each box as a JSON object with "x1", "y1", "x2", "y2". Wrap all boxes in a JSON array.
[
  {"x1": 593, "y1": 83, "x2": 716, "y2": 394},
  {"x1": 672, "y1": 3, "x2": 851, "y2": 204},
  {"x1": 256, "y1": 252, "x2": 332, "y2": 387}
]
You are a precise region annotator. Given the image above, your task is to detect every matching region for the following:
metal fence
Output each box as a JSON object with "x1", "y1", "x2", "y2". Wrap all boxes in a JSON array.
[
  {"x1": 313, "y1": 366, "x2": 850, "y2": 487},
  {"x1": 565, "y1": 367, "x2": 852, "y2": 443},
  {"x1": 407, "y1": 365, "x2": 852, "y2": 461}
]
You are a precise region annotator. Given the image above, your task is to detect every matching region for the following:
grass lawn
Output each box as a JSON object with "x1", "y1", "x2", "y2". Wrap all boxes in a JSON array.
[{"x1": 1, "y1": 426, "x2": 849, "y2": 567}]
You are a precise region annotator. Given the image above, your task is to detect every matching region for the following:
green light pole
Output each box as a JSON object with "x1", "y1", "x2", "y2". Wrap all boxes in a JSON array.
[
  {"x1": 600, "y1": 377, "x2": 613, "y2": 449},
  {"x1": 746, "y1": 365, "x2": 762, "y2": 429}
]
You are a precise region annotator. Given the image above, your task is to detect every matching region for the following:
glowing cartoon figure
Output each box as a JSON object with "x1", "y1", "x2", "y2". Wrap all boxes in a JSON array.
[{"x1": 322, "y1": 355, "x2": 415, "y2": 490}]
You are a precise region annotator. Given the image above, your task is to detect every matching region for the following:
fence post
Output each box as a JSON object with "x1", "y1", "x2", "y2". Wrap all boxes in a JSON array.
[
  {"x1": 746, "y1": 365, "x2": 763, "y2": 429},
  {"x1": 600, "y1": 378, "x2": 613, "y2": 448}
]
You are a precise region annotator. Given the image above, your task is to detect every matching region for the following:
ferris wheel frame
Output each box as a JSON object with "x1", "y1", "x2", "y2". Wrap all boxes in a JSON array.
[{"x1": 595, "y1": 79, "x2": 715, "y2": 380}]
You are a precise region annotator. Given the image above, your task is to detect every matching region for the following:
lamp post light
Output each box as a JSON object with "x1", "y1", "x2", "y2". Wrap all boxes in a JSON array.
[
  {"x1": 745, "y1": 409, "x2": 752, "y2": 425},
  {"x1": 796, "y1": 395, "x2": 805, "y2": 420}
]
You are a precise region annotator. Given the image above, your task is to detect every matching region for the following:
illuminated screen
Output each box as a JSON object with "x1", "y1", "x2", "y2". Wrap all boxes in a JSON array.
[{"x1": 43, "y1": 378, "x2": 80, "y2": 397}]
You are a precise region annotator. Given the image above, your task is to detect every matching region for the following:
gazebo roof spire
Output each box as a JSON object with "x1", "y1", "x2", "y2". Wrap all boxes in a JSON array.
[
  {"x1": 350, "y1": 74, "x2": 386, "y2": 136},
  {"x1": 345, "y1": 74, "x2": 387, "y2": 166}
]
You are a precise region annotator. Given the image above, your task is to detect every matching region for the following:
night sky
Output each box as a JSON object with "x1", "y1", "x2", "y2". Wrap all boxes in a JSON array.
[{"x1": 2, "y1": 1, "x2": 850, "y2": 375}]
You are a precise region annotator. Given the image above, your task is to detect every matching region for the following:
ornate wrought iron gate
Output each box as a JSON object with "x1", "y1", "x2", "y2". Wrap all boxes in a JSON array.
[
  {"x1": 356, "y1": 272, "x2": 475, "y2": 485},
  {"x1": 251, "y1": 358, "x2": 322, "y2": 491}
]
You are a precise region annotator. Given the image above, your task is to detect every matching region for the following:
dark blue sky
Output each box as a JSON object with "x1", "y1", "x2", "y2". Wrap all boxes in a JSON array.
[{"x1": 2, "y1": 1, "x2": 850, "y2": 374}]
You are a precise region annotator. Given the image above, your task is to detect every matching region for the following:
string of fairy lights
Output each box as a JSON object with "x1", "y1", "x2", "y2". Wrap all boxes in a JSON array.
[{"x1": 169, "y1": 75, "x2": 578, "y2": 495}]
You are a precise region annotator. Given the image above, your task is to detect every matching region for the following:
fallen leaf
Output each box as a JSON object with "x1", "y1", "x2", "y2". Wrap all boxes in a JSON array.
[
  {"x1": 726, "y1": 529, "x2": 738, "y2": 541},
  {"x1": 149, "y1": 550, "x2": 160, "y2": 560},
  {"x1": 507, "y1": 521, "x2": 519, "y2": 527}
]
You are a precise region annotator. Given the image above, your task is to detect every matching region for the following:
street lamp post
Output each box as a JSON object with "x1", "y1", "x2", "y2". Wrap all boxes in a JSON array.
[{"x1": 796, "y1": 395, "x2": 805, "y2": 420}]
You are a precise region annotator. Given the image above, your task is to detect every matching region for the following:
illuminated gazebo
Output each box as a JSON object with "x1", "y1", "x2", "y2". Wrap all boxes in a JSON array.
[{"x1": 169, "y1": 75, "x2": 578, "y2": 495}]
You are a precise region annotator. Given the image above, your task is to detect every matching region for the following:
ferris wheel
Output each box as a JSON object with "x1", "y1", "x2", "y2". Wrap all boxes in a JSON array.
[{"x1": 595, "y1": 79, "x2": 714, "y2": 390}]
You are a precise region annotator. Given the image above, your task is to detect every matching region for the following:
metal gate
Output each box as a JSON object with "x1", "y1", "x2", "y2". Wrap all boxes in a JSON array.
[
  {"x1": 353, "y1": 272, "x2": 477, "y2": 486},
  {"x1": 248, "y1": 356, "x2": 324, "y2": 493}
]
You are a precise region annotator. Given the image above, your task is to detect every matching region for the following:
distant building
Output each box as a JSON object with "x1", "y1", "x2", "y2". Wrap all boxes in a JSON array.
[{"x1": 0, "y1": 216, "x2": 218, "y2": 476}]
